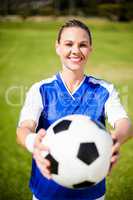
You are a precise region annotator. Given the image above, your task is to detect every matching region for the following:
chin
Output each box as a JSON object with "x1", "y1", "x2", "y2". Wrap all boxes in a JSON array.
[{"x1": 64, "y1": 64, "x2": 84, "y2": 71}]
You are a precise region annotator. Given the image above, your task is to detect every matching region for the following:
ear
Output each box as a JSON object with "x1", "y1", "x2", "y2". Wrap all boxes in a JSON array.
[{"x1": 55, "y1": 40, "x2": 60, "y2": 55}]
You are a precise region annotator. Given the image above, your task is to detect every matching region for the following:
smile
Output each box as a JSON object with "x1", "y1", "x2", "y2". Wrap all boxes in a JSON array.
[{"x1": 68, "y1": 56, "x2": 82, "y2": 63}]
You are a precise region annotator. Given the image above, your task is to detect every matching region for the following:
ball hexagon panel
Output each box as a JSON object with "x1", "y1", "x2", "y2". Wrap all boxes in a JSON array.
[
  {"x1": 53, "y1": 120, "x2": 72, "y2": 134},
  {"x1": 77, "y1": 142, "x2": 99, "y2": 165}
]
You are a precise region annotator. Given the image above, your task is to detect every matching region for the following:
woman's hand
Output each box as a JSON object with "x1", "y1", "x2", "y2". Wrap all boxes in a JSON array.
[
  {"x1": 108, "y1": 134, "x2": 120, "y2": 175},
  {"x1": 33, "y1": 129, "x2": 52, "y2": 179},
  {"x1": 108, "y1": 118, "x2": 133, "y2": 175}
]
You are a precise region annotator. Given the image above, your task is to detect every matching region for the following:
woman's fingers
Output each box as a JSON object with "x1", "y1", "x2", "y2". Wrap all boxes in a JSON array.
[
  {"x1": 33, "y1": 129, "x2": 51, "y2": 179},
  {"x1": 34, "y1": 129, "x2": 49, "y2": 151},
  {"x1": 35, "y1": 158, "x2": 52, "y2": 179},
  {"x1": 34, "y1": 129, "x2": 45, "y2": 146},
  {"x1": 108, "y1": 134, "x2": 121, "y2": 175},
  {"x1": 33, "y1": 149, "x2": 51, "y2": 168},
  {"x1": 33, "y1": 148, "x2": 51, "y2": 178},
  {"x1": 112, "y1": 142, "x2": 120, "y2": 155}
]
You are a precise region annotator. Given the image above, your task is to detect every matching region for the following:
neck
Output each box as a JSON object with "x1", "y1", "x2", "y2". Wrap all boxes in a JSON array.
[{"x1": 60, "y1": 69, "x2": 84, "y2": 93}]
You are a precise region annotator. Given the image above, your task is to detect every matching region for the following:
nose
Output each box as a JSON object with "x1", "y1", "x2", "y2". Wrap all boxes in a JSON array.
[{"x1": 71, "y1": 45, "x2": 80, "y2": 54}]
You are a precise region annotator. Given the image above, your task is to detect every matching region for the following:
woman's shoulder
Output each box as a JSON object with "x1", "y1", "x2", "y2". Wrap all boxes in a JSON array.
[
  {"x1": 29, "y1": 74, "x2": 57, "y2": 90},
  {"x1": 87, "y1": 75, "x2": 114, "y2": 94}
]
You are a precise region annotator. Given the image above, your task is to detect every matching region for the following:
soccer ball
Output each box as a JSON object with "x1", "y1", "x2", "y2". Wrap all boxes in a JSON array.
[{"x1": 42, "y1": 114, "x2": 113, "y2": 189}]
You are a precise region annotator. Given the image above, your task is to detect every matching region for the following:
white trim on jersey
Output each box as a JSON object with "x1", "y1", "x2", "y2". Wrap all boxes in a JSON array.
[
  {"x1": 89, "y1": 77, "x2": 128, "y2": 128},
  {"x1": 89, "y1": 77, "x2": 113, "y2": 94},
  {"x1": 105, "y1": 87, "x2": 128, "y2": 128},
  {"x1": 60, "y1": 72, "x2": 86, "y2": 99}
]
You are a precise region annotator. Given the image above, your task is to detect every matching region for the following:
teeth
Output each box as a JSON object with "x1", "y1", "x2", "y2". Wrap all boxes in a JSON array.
[{"x1": 70, "y1": 57, "x2": 81, "y2": 62}]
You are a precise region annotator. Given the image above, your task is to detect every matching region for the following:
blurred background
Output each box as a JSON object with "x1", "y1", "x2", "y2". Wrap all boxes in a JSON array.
[
  {"x1": 0, "y1": 0, "x2": 133, "y2": 21},
  {"x1": 0, "y1": 0, "x2": 133, "y2": 200}
]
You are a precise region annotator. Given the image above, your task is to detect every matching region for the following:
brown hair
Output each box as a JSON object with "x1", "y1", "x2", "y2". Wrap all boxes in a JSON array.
[{"x1": 57, "y1": 19, "x2": 92, "y2": 45}]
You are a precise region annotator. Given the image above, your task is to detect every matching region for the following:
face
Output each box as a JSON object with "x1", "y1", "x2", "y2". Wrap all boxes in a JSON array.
[{"x1": 56, "y1": 27, "x2": 92, "y2": 72}]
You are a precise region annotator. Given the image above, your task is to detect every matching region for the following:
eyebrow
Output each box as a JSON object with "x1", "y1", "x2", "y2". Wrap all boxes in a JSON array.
[{"x1": 64, "y1": 40, "x2": 89, "y2": 43}]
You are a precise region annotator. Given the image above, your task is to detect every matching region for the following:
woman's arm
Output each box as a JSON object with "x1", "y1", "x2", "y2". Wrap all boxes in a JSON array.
[
  {"x1": 16, "y1": 120, "x2": 51, "y2": 179},
  {"x1": 16, "y1": 120, "x2": 36, "y2": 148},
  {"x1": 109, "y1": 118, "x2": 132, "y2": 174},
  {"x1": 112, "y1": 118, "x2": 133, "y2": 144}
]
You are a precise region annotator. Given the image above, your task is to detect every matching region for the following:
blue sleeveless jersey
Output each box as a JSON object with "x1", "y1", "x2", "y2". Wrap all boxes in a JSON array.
[{"x1": 29, "y1": 72, "x2": 110, "y2": 200}]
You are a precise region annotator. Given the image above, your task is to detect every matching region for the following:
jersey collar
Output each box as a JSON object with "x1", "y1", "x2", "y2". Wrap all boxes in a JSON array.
[{"x1": 56, "y1": 72, "x2": 87, "y2": 100}]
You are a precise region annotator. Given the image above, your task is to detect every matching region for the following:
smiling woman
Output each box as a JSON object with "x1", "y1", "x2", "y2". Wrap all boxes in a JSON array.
[
  {"x1": 56, "y1": 27, "x2": 92, "y2": 76},
  {"x1": 16, "y1": 19, "x2": 132, "y2": 200},
  {"x1": 56, "y1": 21, "x2": 92, "y2": 77},
  {"x1": 55, "y1": 20, "x2": 92, "y2": 93}
]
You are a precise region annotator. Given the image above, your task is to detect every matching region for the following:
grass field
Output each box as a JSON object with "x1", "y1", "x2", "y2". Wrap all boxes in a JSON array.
[{"x1": 0, "y1": 18, "x2": 133, "y2": 200}]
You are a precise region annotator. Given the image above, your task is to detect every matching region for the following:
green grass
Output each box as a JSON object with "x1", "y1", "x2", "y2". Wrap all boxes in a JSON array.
[{"x1": 0, "y1": 18, "x2": 133, "y2": 200}]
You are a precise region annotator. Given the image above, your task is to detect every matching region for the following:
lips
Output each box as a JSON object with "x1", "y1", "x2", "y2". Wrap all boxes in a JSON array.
[{"x1": 68, "y1": 56, "x2": 82, "y2": 63}]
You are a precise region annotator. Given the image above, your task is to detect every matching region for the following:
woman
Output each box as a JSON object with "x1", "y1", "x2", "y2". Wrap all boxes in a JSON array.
[{"x1": 17, "y1": 19, "x2": 132, "y2": 200}]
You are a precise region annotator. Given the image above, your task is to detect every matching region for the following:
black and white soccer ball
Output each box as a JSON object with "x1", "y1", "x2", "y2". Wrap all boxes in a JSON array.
[{"x1": 42, "y1": 114, "x2": 113, "y2": 189}]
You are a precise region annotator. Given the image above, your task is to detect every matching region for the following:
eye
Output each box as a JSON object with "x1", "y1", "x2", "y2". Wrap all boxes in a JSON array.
[
  {"x1": 80, "y1": 43, "x2": 88, "y2": 48},
  {"x1": 65, "y1": 43, "x2": 73, "y2": 47}
]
